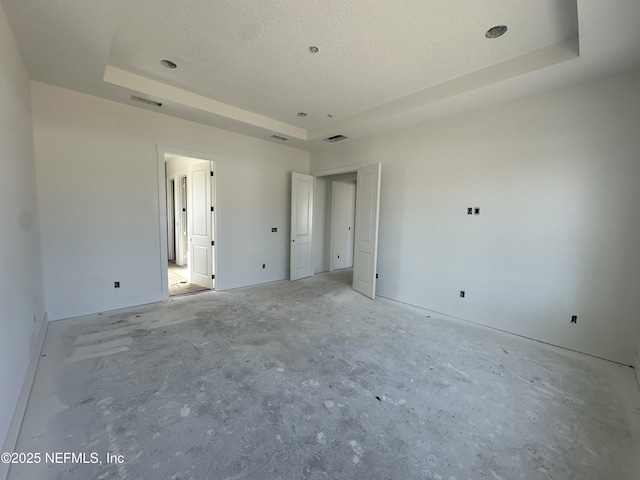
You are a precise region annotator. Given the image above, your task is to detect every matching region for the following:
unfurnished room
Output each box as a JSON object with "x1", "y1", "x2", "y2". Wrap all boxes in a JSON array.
[{"x1": 1, "y1": 1, "x2": 640, "y2": 479}]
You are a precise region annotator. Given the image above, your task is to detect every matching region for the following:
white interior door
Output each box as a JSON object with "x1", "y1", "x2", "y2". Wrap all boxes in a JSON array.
[
  {"x1": 210, "y1": 166, "x2": 216, "y2": 290},
  {"x1": 167, "y1": 178, "x2": 175, "y2": 262},
  {"x1": 330, "y1": 181, "x2": 356, "y2": 271},
  {"x1": 188, "y1": 161, "x2": 213, "y2": 289},
  {"x1": 353, "y1": 163, "x2": 381, "y2": 299},
  {"x1": 290, "y1": 172, "x2": 314, "y2": 281},
  {"x1": 178, "y1": 174, "x2": 188, "y2": 267}
]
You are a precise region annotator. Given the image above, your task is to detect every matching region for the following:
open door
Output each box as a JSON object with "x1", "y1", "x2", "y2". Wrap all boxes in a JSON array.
[
  {"x1": 188, "y1": 161, "x2": 213, "y2": 289},
  {"x1": 210, "y1": 165, "x2": 216, "y2": 290},
  {"x1": 167, "y1": 178, "x2": 176, "y2": 262},
  {"x1": 353, "y1": 163, "x2": 381, "y2": 299},
  {"x1": 290, "y1": 172, "x2": 314, "y2": 281},
  {"x1": 178, "y1": 175, "x2": 188, "y2": 266}
]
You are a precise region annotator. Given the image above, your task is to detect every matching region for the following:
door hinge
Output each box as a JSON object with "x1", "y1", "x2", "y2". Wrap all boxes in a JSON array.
[
  {"x1": 211, "y1": 206, "x2": 214, "y2": 212},
  {"x1": 211, "y1": 241, "x2": 215, "y2": 246},
  {"x1": 210, "y1": 171, "x2": 214, "y2": 176},
  {"x1": 212, "y1": 274, "x2": 215, "y2": 279}
]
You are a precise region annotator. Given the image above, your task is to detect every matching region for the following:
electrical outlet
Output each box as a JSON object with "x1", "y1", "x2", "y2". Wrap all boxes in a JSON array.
[
  {"x1": 460, "y1": 290, "x2": 465, "y2": 298},
  {"x1": 571, "y1": 315, "x2": 577, "y2": 324},
  {"x1": 262, "y1": 264, "x2": 266, "y2": 269},
  {"x1": 271, "y1": 227, "x2": 277, "y2": 232},
  {"x1": 474, "y1": 207, "x2": 480, "y2": 215},
  {"x1": 467, "y1": 207, "x2": 473, "y2": 215},
  {"x1": 376, "y1": 273, "x2": 379, "y2": 279},
  {"x1": 114, "y1": 281, "x2": 120, "y2": 288}
]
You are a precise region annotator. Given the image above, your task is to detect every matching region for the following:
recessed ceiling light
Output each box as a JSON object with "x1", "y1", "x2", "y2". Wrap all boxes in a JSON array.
[
  {"x1": 485, "y1": 25, "x2": 508, "y2": 39},
  {"x1": 161, "y1": 59, "x2": 177, "y2": 69},
  {"x1": 297, "y1": 112, "x2": 307, "y2": 117},
  {"x1": 308, "y1": 46, "x2": 319, "y2": 53}
]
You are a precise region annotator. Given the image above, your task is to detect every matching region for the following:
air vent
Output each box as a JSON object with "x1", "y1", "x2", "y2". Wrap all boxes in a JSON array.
[
  {"x1": 485, "y1": 25, "x2": 508, "y2": 39},
  {"x1": 270, "y1": 135, "x2": 288, "y2": 141},
  {"x1": 160, "y1": 59, "x2": 177, "y2": 69},
  {"x1": 323, "y1": 134, "x2": 348, "y2": 143},
  {"x1": 131, "y1": 95, "x2": 162, "y2": 107}
]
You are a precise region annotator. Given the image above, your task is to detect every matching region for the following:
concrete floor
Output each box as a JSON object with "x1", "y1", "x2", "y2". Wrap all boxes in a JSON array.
[
  {"x1": 8, "y1": 270, "x2": 640, "y2": 480},
  {"x1": 168, "y1": 263, "x2": 209, "y2": 296}
]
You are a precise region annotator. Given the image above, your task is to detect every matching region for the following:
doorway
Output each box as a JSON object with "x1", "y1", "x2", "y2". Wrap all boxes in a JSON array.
[
  {"x1": 167, "y1": 178, "x2": 176, "y2": 262},
  {"x1": 291, "y1": 164, "x2": 381, "y2": 299},
  {"x1": 163, "y1": 153, "x2": 217, "y2": 297},
  {"x1": 329, "y1": 179, "x2": 356, "y2": 272}
]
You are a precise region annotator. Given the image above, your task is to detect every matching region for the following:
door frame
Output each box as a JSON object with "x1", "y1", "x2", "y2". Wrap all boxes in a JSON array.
[
  {"x1": 157, "y1": 145, "x2": 220, "y2": 300},
  {"x1": 314, "y1": 165, "x2": 364, "y2": 275},
  {"x1": 166, "y1": 176, "x2": 176, "y2": 262},
  {"x1": 329, "y1": 180, "x2": 356, "y2": 272},
  {"x1": 308, "y1": 164, "x2": 380, "y2": 299},
  {"x1": 176, "y1": 172, "x2": 188, "y2": 267}
]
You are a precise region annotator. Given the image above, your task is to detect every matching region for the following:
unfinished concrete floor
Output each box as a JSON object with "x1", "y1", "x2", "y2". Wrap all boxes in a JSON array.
[
  {"x1": 9, "y1": 270, "x2": 640, "y2": 480},
  {"x1": 168, "y1": 263, "x2": 208, "y2": 297}
]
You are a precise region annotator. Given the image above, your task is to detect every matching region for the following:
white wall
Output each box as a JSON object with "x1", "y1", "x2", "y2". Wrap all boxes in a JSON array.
[
  {"x1": 0, "y1": 3, "x2": 46, "y2": 461},
  {"x1": 311, "y1": 68, "x2": 640, "y2": 365},
  {"x1": 31, "y1": 82, "x2": 309, "y2": 320}
]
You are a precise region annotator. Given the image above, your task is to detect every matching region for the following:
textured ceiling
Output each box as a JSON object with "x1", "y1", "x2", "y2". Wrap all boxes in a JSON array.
[
  {"x1": 108, "y1": 0, "x2": 577, "y2": 129},
  {"x1": 2, "y1": 0, "x2": 640, "y2": 150}
]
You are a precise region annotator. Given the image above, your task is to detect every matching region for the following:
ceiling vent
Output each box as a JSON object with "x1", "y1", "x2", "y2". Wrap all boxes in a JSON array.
[
  {"x1": 270, "y1": 134, "x2": 288, "y2": 141},
  {"x1": 323, "y1": 134, "x2": 348, "y2": 143},
  {"x1": 485, "y1": 25, "x2": 508, "y2": 39},
  {"x1": 131, "y1": 95, "x2": 162, "y2": 107},
  {"x1": 160, "y1": 59, "x2": 177, "y2": 69}
]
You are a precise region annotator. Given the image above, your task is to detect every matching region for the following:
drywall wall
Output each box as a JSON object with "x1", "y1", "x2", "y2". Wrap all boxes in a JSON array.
[
  {"x1": 0, "y1": 3, "x2": 46, "y2": 465},
  {"x1": 30, "y1": 81, "x2": 309, "y2": 320},
  {"x1": 310, "y1": 68, "x2": 640, "y2": 365}
]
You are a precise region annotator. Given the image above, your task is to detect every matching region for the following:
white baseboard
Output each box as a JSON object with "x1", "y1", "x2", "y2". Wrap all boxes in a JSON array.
[
  {"x1": 0, "y1": 316, "x2": 48, "y2": 480},
  {"x1": 46, "y1": 294, "x2": 164, "y2": 321},
  {"x1": 218, "y1": 273, "x2": 288, "y2": 291}
]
